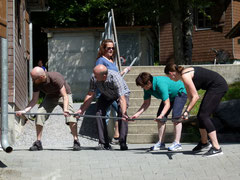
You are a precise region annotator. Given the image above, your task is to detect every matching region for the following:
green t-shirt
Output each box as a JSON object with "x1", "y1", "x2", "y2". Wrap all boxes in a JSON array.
[{"x1": 143, "y1": 76, "x2": 186, "y2": 101}]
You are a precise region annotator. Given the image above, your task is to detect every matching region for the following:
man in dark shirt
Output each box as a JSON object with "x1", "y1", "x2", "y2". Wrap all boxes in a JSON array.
[
  {"x1": 75, "y1": 64, "x2": 130, "y2": 150},
  {"x1": 16, "y1": 67, "x2": 81, "y2": 151}
]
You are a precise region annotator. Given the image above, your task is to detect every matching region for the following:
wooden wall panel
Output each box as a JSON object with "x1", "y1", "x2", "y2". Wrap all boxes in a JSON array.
[{"x1": 0, "y1": 0, "x2": 7, "y2": 38}]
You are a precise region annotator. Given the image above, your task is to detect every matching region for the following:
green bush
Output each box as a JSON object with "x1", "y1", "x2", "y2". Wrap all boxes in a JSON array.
[
  {"x1": 37, "y1": 97, "x2": 44, "y2": 104},
  {"x1": 188, "y1": 89, "x2": 205, "y2": 116},
  {"x1": 222, "y1": 82, "x2": 240, "y2": 101}
]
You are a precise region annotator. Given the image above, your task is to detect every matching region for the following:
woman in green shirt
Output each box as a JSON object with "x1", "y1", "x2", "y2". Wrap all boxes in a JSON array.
[{"x1": 131, "y1": 72, "x2": 187, "y2": 151}]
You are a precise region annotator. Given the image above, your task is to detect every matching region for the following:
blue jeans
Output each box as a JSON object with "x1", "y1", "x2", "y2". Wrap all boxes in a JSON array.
[{"x1": 105, "y1": 101, "x2": 118, "y2": 125}]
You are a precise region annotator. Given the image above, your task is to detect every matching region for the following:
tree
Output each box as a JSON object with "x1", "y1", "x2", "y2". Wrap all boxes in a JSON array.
[{"x1": 32, "y1": 0, "x2": 216, "y2": 65}]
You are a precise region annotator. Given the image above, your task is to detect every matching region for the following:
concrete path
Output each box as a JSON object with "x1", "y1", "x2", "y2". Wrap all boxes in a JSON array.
[
  {"x1": 0, "y1": 143, "x2": 240, "y2": 180},
  {"x1": 1, "y1": 103, "x2": 240, "y2": 180}
]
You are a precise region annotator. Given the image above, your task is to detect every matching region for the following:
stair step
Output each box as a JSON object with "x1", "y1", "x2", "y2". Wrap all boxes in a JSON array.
[
  {"x1": 129, "y1": 97, "x2": 161, "y2": 106},
  {"x1": 128, "y1": 106, "x2": 169, "y2": 115},
  {"x1": 127, "y1": 133, "x2": 196, "y2": 144},
  {"x1": 126, "y1": 82, "x2": 142, "y2": 90},
  {"x1": 127, "y1": 133, "x2": 176, "y2": 144},
  {"x1": 128, "y1": 123, "x2": 174, "y2": 134},
  {"x1": 129, "y1": 90, "x2": 144, "y2": 98}
]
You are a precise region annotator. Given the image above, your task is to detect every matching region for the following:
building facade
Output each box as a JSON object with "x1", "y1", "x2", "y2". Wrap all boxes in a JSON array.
[{"x1": 159, "y1": 0, "x2": 240, "y2": 64}]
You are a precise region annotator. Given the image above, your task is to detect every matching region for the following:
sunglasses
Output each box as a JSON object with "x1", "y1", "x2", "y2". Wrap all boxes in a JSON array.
[{"x1": 105, "y1": 47, "x2": 115, "y2": 51}]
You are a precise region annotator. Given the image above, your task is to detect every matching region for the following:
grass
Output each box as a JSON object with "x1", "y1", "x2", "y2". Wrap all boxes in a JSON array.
[{"x1": 222, "y1": 82, "x2": 240, "y2": 101}]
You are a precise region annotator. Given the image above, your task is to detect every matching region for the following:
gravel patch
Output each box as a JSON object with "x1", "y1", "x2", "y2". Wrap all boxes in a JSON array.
[{"x1": 14, "y1": 103, "x2": 99, "y2": 149}]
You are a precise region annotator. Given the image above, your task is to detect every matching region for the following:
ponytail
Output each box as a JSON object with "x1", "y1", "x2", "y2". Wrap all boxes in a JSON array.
[{"x1": 164, "y1": 63, "x2": 184, "y2": 74}]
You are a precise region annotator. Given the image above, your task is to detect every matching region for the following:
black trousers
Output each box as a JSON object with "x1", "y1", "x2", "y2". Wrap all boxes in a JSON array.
[
  {"x1": 197, "y1": 90, "x2": 226, "y2": 133},
  {"x1": 96, "y1": 94, "x2": 129, "y2": 145}
]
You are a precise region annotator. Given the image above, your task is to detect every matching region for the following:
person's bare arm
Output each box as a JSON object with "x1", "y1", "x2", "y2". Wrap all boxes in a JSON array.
[
  {"x1": 75, "y1": 91, "x2": 95, "y2": 117},
  {"x1": 60, "y1": 85, "x2": 70, "y2": 116},
  {"x1": 131, "y1": 99, "x2": 151, "y2": 119},
  {"x1": 16, "y1": 91, "x2": 40, "y2": 116}
]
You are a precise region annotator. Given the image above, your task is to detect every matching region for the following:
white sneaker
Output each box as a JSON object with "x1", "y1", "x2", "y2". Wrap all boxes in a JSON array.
[
  {"x1": 150, "y1": 142, "x2": 166, "y2": 151},
  {"x1": 168, "y1": 142, "x2": 182, "y2": 151}
]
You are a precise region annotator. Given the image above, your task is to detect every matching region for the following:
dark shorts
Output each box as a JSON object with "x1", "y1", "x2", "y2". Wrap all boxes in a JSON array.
[{"x1": 157, "y1": 92, "x2": 187, "y2": 121}]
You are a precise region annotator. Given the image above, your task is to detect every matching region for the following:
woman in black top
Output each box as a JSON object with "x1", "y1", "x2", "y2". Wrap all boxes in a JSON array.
[{"x1": 164, "y1": 63, "x2": 228, "y2": 157}]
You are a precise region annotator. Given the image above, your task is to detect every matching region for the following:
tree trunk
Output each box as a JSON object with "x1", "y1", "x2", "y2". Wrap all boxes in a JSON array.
[
  {"x1": 169, "y1": 0, "x2": 184, "y2": 65},
  {"x1": 182, "y1": 1, "x2": 193, "y2": 65}
]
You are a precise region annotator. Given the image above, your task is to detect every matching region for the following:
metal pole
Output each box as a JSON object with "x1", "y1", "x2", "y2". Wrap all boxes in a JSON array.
[
  {"x1": 6, "y1": 112, "x2": 195, "y2": 123},
  {"x1": 1, "y1": 37, "x2": 13, "y2": 153},
  {"x1": 104, "y1": 22, "x2": 108, "y2": 40},
  {"x1": 29, "y1": 23, "x2": 33, "y2": 100},
  {"x1": 111, "y1": 9, "x2": 121, "y2": 72}
]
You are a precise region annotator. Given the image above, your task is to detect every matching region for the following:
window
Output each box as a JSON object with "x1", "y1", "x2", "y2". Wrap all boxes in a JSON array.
[
  {"x1": 195, "y1": 8, "x2": 212, "y2": 30},
  {"x1": 16, "y1": 0, "x2": 22, "y2": 45}
]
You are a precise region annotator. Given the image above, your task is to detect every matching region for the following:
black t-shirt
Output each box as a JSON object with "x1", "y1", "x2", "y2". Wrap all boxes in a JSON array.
[{"x1": 192, "y1": 67, "x2": 228, "y2": 93}]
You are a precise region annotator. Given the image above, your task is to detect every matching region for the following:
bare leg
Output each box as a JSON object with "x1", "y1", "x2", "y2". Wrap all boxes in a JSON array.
[
  {"x1": 208, "y1": 130, "x2": 220, "y2": 149},
  {"x1": 36, "y1": 125, "x2": 43, "y2": 141},
  {"x1": 199, "y1": 128, "x2": 208, "y2": 144},
  {"x1": 157, "y1": 121, "x2": 166, "y2": 143},
  {"x1": 113, "y1": 121, "x2": 119, "y2": 138},
  {"x1": 69, "y1": 122, "x2": 78, "y2": 141},
  {"x1": 173, "y1": 122, "x2": 182, "y2": 144}
]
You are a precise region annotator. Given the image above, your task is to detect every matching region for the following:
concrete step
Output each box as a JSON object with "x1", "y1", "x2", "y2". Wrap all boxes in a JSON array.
[
  {"x1": 128, "y1": 97, "x2": 161, "y2": 106},
  {"x1": 128, "y1": 115, "x2": 158, "y2": 124},
  {"x1": 128, "y1": 106, "x2": 163, "y2": 115},
  {"x1": 127, "y1": 133, "x2": 195, "y2": 144},
  {"x1": 127, "y1": 133, "x2": 175, "y2": 144},
  {"x1": 129, "y1": 90, "x2": 144, "y2": 98},
  {"x1": 128, "y1": 123, "x2": 174, "y2": 134},
  {"x1": 122, "y1": 66, "x2": 166, "y2": 75},
  {"x1": 126, "y1": 82, "x2": 142, "y2": 90}
]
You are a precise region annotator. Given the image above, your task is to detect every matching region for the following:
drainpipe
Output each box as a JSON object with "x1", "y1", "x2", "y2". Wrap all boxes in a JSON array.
[
  {"x1": 1, "y1": 0, "x2": 13, "y2": 153},
  {"x1": 29, "y1": 23, "x2": 33, "y2": 100},
  {"x1": 1, "y1": 38, "x2": 13, "y2": 153}
]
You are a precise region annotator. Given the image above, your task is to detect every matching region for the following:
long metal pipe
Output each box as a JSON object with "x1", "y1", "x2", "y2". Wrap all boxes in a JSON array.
[
  {"x1": 1, "y1": 38, "x2": 13, "y2": 153},
  {"x1": 29, "y1": 23, "x2": 33, "y2": 100},
  {"x1": 1, "y1": 0, "x2": 13, "y2": 153},
  {"x1": 6, "y1": 112, "x2": 195, "y2": 122}
]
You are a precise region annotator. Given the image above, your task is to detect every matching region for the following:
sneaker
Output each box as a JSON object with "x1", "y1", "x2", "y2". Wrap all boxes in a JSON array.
[
  {"x1": 192, "y1": 141, "x2": 212, "y2": 152},
  {"x1": 202, "y1": 147, "x2": 223, "y2": 157},
  {"x1": 29, "y1": 140, "x2": 43, "y2": 151},
  {"x1": 73, "y1": 140, "x2": 81, "y2": 151},
  {"x1": 97, "y1": 143, "x2": 112, "y2": 150},
  {"x1": 168, "y1": 142, "x2": 182, "y2": 151},
  {"x1": 150, "y1": 142, "x2": 166, "y2": 151},
  {"x1": 120, "y1": 143, "x2": 128, "y2": 151},
  {"x1": 111, "y1": 137, "x2": 119, "y2": 145}
]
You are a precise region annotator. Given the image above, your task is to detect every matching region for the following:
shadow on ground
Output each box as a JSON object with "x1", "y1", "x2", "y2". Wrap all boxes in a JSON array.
[{"x1": 79, "y1": 103, "x2": 98, "y2": 140}]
